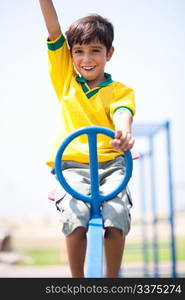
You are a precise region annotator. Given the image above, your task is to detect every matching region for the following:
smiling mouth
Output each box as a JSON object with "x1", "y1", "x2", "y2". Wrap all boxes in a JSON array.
[{"x1": 81, "y1": 66, "x2": 96, "y2": 71}]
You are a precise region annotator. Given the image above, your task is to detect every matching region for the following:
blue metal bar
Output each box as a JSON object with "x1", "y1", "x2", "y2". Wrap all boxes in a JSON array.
[
  {"x1": 165, "y1": 121, "x2": 177, "y2": 277},
  {"x1": 88, "y1": 132, "x2": 101, "y2": 217},
  {"x1": 86, "y1": 218, "x2": 103, "y2": 277},
  {"x1": 139, "y1": 154, "x2": 149, "y2": 277},
  {"x1": 149, "y1": 137, "x2": 159, "y2": 277}
]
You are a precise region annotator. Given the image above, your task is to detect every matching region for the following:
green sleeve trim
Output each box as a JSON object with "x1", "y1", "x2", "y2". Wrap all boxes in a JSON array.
[
  {"x1": 113, "y1": 106, "x2": 134, "y2": 116},
  {"x1": 47, "y1": 34, "x2": 65, "y2": 51}
]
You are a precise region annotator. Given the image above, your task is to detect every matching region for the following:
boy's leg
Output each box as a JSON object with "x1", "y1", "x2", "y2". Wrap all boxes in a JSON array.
[
  {"x1": 104, "y1": 227, "x2": 125, "y2": 277},
  {"x1": 66, "y1": 226, "x2": 87, "y2": 277},
  {"x1": 99, "y1": 156, "x2": 132, "y2": 277},
  {"x1": 53, "y1": 160, "x2": 91, "y2": 277}
]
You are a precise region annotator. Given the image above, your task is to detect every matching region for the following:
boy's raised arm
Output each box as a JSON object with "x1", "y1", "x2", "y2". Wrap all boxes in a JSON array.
[{"x1": 39, "y1": 0, "x2": 61, "y2": 41}]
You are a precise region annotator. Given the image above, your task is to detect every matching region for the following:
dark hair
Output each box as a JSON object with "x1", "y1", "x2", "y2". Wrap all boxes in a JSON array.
[{"x1": 65, "y1": 14, "x2": 114, "y2": 51}]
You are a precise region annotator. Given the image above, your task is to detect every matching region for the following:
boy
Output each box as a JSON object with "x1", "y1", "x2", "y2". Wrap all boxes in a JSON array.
[{"x1": 39, "y1": 0, "x2": 135, "y2": 278}]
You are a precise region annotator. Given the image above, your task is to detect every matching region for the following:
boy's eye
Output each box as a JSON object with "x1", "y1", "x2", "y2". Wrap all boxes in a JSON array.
[
  {"x1": 92, "y1": 49, "x2": 100, "y2": 52},
  {"x1": 74, "y1": 50, "x2": 83, "y2": 54}
]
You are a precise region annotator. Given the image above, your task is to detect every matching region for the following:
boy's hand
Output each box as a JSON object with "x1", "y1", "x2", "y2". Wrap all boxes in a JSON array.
[{"x1": 110, "y1": 130, "x2": 135, "y2": 151}]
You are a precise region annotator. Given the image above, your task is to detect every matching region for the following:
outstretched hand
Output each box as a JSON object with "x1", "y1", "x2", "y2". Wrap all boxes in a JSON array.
[{"x1": 110, "y1": 130, "x2": 135, "y2": 151}]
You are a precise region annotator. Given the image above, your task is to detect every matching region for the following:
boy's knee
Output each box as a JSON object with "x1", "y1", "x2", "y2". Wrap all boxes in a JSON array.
[
  {"x1": 104, "y1": 227, "x2": 123, "y2": 239},
  {"x1": 67, "y1": 226, "x2": 86, "y2": 239}
]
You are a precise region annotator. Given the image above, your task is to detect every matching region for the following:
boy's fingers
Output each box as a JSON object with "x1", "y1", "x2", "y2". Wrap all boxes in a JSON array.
[
  {"x1": 111, "y1": 136, "x2": 135, "y2": 151},
  {"x1": 110, "y1": 139, "x2": 121, "y2": 147},
  {"x1": 110, "y1": 132, "x2": 135, "y2": 151},
  {"x1": 120, "y1": 136, "x2": 135, "y2": 151},
  {"x1": 115, "y1": 130, "x2": 122, "y2": 139}
]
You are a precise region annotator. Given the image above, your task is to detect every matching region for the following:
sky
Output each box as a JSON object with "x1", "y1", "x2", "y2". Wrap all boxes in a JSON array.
[{"x1": 0, "y1": 0, "x2": 185, "y2": 218}]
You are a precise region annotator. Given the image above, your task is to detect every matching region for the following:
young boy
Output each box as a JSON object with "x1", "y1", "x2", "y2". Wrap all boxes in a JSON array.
[{"x1": 39, "y1": 0, "x2": 135, "y2": 278}]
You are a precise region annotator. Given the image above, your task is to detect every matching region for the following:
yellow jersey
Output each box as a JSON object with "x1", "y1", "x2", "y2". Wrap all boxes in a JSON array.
[{"x1": 46, "y1": 34, "x2": 135, "y2": 167}]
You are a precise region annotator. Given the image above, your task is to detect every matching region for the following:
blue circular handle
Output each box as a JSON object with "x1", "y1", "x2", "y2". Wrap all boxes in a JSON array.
[{"x1": 55, "y1": 126, "x2": 133, "y2": 203}]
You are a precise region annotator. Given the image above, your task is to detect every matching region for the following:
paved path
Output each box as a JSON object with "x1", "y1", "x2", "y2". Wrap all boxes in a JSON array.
[
  {"x1": 0, "y1": 262, "x2": 184, "y2": 278},
  {"x1": 0, "y1": 264, "x2": 71, "y2": 277}
]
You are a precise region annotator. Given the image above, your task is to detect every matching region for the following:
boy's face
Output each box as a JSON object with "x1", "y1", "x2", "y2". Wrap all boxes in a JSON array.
[{"x1": 71, "y1": 41, "x2": 114, "y2": 86}]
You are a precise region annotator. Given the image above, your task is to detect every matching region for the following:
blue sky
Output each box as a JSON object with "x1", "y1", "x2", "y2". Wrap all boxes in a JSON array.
[{"x1": 0, "y1": 0, "x2": 185, "y2": 217}]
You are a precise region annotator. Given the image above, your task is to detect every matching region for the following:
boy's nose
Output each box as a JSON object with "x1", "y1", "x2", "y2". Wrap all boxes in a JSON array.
[{"x1": 82, "y1": 53, "x2": 92, "y2": 62}]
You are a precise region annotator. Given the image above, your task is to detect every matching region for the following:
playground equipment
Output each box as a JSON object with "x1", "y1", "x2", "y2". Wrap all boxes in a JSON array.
[
  {"x1": 55, "y1": 126, "x2": 133, "y2": 277},
  {"x1": 132, "y1": 120, "x2": 177, "y2": 277}
]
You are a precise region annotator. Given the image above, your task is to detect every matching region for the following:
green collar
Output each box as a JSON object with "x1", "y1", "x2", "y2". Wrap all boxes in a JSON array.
[
  {"x1": 76, "y1": 73, "x2": 113, "y2": 99},
  {"x1": 76, "y1": 72, "x2": 113, "y2": 88}
]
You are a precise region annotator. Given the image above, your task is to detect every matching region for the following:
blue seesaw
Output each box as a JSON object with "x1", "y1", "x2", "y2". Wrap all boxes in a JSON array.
[{"x1": 55, "y1": 126, "x2": 133, "y2": 277}]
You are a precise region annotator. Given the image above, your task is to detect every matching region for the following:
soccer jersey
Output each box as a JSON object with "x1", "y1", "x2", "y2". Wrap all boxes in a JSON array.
[{"x1": 46, "y1": 34, "x2": 135, "y2": 167}]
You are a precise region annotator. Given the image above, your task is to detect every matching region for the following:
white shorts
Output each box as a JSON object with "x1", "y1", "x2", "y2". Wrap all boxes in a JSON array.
[{"x1": 53, "y1": 156, "x2": 133, "y2": 236}]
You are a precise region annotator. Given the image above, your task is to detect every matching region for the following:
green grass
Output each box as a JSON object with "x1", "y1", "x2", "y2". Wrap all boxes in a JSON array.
[
  {"x1": 19, "y1": 238, "x2": 185, "y2": 266},
  {"x1": 124, "y1": 238, "x2": 185, "y2": 263},
  {"x1": 20, "y1": 249, "x2": 62, "y2": 266}
]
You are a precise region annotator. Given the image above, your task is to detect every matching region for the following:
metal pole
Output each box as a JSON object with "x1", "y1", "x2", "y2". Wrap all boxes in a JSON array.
[
  {"x1": 139, "y1": 154, "x2": 150, "y2": 277},
  {"x1": 165, "y1": 121, "x2": 177, "y2": 277},
  {"x1": 149, "y1": 136, "x2": 159, "y2": 277}
]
